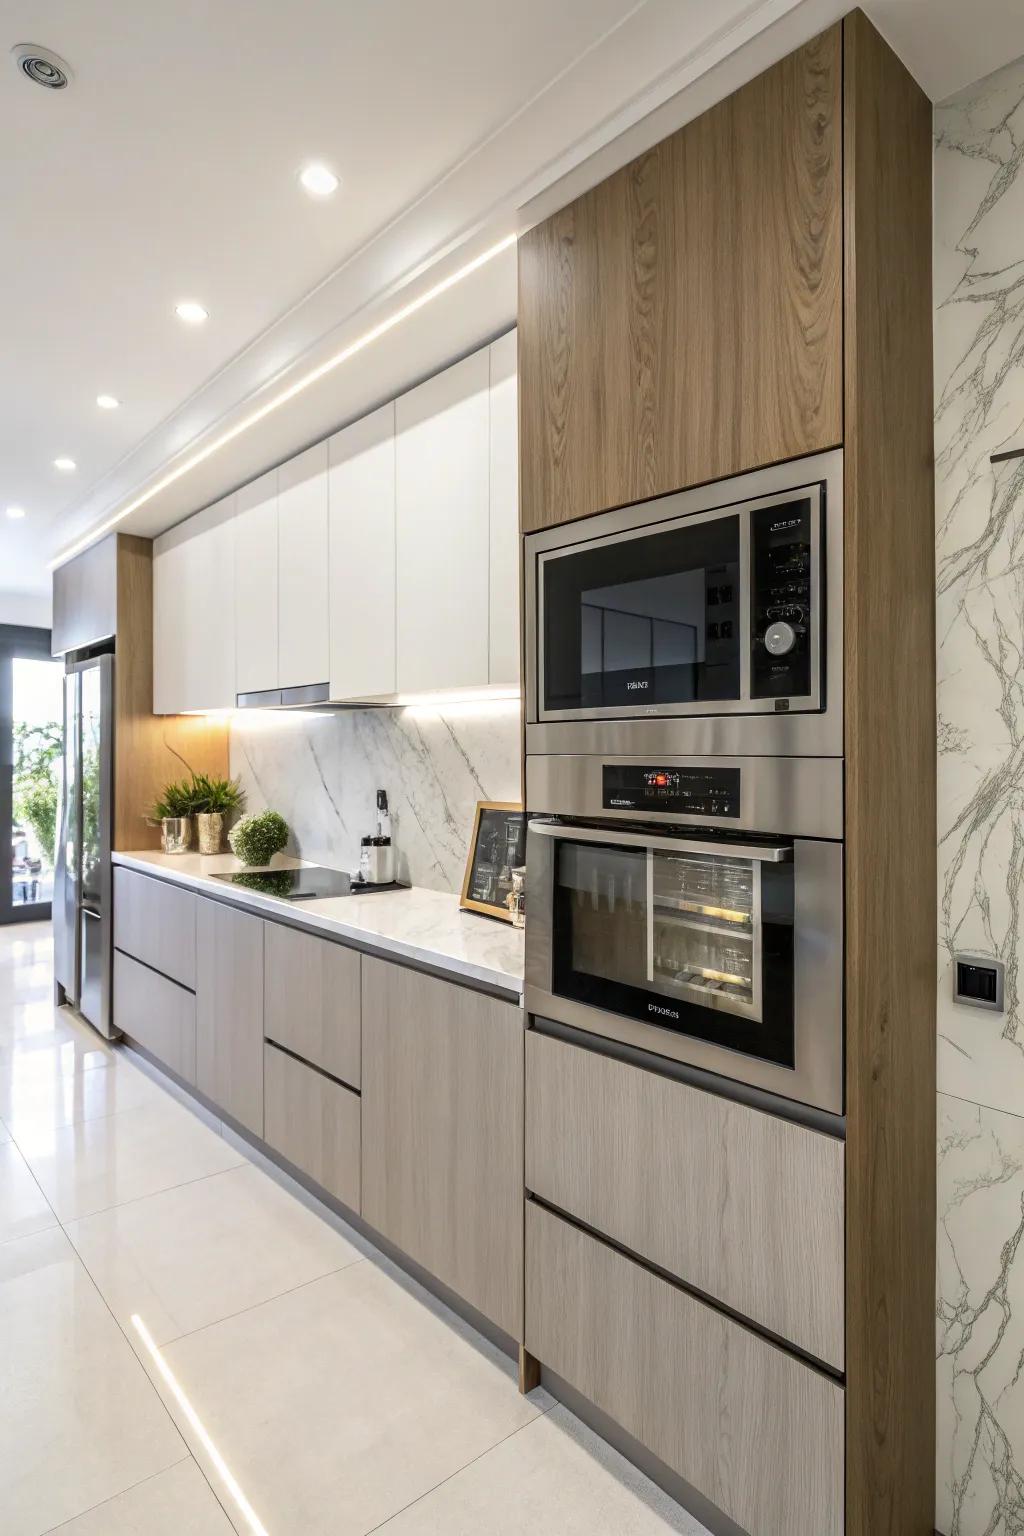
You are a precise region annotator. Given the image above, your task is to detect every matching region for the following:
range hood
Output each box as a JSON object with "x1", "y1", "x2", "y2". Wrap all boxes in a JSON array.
[
  {"x1": 234, "y1": 684, "x2": 371, "y2": 712},
  {"x1": 235, "y1": 683, "x2": 521, "y2": 712}
]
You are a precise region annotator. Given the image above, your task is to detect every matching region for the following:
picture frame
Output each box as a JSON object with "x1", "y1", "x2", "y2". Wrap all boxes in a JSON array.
[{"x1": 460, "y1": 801, "x2": 528, "y2": 923}]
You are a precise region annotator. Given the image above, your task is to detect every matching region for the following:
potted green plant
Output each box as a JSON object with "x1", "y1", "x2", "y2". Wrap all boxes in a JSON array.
[
  {"x1": 150, "y1": 778, "x2": 198, "y2": 854},
  {"x1": 228, "y1": 809, "x2": 289, "y2": 867},
  {"x1": 190, "y1": 774, "x2": 244, "y2": 855}
]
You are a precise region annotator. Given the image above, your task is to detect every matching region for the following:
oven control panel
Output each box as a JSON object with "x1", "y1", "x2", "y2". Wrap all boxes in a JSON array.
[
  {"x1": 750, "y1": 498, "x2": 818, "y2": 702},
  {"x1": 602, "y1": 764, "x2": 741, "y2": 818}
]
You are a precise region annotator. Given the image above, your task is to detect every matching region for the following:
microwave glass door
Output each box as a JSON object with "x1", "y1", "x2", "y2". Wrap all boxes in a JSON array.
[
  {"x1": 551, "y1": 834, "x2": 794, "y2": 1068},
  {"x1": 542, "y1": 514, "x2": 742, "y2": 714}
]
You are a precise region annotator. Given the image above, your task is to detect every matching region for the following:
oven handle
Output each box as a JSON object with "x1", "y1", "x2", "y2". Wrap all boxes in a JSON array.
[{"x1": 526, "y1": 819, "x2": 792, "y2": 862}]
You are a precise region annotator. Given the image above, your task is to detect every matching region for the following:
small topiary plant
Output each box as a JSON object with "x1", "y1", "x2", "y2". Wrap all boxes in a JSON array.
[{"x1": 227, "y1": 810, "x2": 289, "y2": 867}]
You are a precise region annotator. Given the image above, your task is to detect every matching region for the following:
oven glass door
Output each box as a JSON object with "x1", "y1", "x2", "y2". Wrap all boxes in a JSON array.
[
  {"x1": 541, "y1": 512, "x2": 742, "y2": 715},
  {"x1": 551, "y1": 833, "x2": 794, "y2": 1068}
]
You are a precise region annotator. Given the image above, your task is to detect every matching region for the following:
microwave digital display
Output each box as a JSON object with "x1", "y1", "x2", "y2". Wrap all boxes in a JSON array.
[{"x1": 602, "y1": 764, "x2": 741, "y2": 818}]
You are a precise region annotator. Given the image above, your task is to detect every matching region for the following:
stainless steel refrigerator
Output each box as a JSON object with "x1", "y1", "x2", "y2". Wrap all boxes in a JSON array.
[{"x1": 53, "y1": 653, "x2": 115, "y2": 1038}]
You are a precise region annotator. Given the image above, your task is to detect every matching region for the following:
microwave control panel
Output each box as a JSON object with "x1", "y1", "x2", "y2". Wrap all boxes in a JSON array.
[
  {"x1": 603, "y1": 764, "x2": 741, "y2": 818},
  {"x1": 750, "y1": 498, "x2": 817, "y2": 701}
]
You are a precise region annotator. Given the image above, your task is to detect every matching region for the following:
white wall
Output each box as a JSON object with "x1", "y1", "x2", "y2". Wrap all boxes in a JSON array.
[
  {"x1": 0, "y1": 589, "x2": 52, "y2": 629},
  {"x1": 934, "y1": 52, "x2": 1024, "y2": 1536}
]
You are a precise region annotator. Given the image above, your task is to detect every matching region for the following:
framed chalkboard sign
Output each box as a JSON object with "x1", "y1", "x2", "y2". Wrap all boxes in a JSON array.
[{"x1": 460, "y1": 802, "x2": 528, "y2": 922}]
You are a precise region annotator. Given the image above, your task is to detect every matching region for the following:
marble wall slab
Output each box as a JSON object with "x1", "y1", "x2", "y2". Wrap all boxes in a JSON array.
[
  {"x1": 229, "y1": 701, "x2": 521, "y2": 894},
  {"x1": 935, "y1": 51, "x2": 1024, "y2": 1536},
  {"x1": 935, "y1": 56, "x2": 1024, "y2": 1118}
]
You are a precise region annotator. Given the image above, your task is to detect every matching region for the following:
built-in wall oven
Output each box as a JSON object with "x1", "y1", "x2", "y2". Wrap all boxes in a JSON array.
[
  {"x1": 525, "y1": 756, "x2": 843, "y2": 1114},
  {"x1": 525, "y1": 449, "x2": 843, "y2": 761}
]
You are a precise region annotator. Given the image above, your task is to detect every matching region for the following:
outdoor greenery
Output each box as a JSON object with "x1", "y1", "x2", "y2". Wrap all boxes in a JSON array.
[
  {"x1": 228, "y1": 810, "x2": 289, "y2": 866},
  {"x1": 13, "y1": 721, "x2": 62, "y2": 863}
]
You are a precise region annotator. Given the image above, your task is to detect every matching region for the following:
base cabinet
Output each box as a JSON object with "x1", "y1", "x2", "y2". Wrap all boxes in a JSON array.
[
  {"x1": 525, "y1": 1202, "x2": 844, "y2": 1536},
  {"x1": 263, "y1": 1042, "x2": 361, "y2": 1212},
  {"x1": 113, "y1": 949, "x2": 196, "y2": 1084},
  {"x1": 361, "y1": 956, "x2": 524, "y2": 1338},
  {"x1": 195, "y1": 898, "x2": 264, "y2": 1136}
]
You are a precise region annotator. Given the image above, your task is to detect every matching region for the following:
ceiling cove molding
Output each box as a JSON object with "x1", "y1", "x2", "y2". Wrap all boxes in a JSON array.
[{"x1": 54, "y1": 0, "x2": 831, "y2": 566}]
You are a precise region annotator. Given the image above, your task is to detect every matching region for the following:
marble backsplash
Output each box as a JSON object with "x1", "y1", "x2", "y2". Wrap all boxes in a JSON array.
[
  {"x1": 935, "y1": 52, "x2": 1024, "y2": 1535},
  {"x1": 230, "y1": 701, "x2": 521, "y2": 894}
]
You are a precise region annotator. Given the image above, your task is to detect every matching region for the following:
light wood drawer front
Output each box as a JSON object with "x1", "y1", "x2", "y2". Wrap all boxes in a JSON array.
[
  {"x1": 526, "y1": 1203, "x2": 843, "y2": 1536},
  {"x1": 263, "y1": 922, "x2": 360, "y2": 1087},
  {"x1": 113, "y1": 867, "x2": 196, "y2": 989},
  {"x1": 114, "y1": 949, "x2": 196, "y2": 1084},
  {"x1": 361, "y1": 956, "x2": 524, "y2": 1339},
  {"x1": 263, "y1": 1043, "x2": 360, "y2": 1213},
  {"x1": 196, "y1": 898, "x2": 264, "y2": 1137},
  {"x1": 526, "y1": 1032, "x2": 844, "y2": 1369}
]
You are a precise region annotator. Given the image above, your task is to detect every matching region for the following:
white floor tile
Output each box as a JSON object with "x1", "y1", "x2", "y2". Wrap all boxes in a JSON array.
[
  {"x1": 0, "y1": 1116, "x2": 11, "y2": 1144},
  {"x1": 67, "y1": 1161, "x2": 365, "y2": 1344},
  {"x1": 0, "y1": 1138, "x2": 57, "y2": 1243},
  {"x1": 376, "y1": 1404, "x2": 710, "y2": 1535},
  {"x1": 0, "y1": 1227, "x2": 185, "y2": 1536},
  {"x1": 42, "y1": 1459, "x2": 235, "y2": 1535},
  {"x1": 16, "y1": 1096, "x2": 246, "y2": 1222},
  {"x1": 150, "y1": 1260, "x2": 546, "y2": 1536},
  {"x1": 3, "y1": 1048, "x2": 161, "y2": 1136}
]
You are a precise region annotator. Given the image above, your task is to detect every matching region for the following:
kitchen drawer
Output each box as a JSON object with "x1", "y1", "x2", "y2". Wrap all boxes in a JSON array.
[
  {"x1": 263, "y1": 1042, "x2": 360, "y2": 1212},
  {"x1": 526, "y1": 1202, "x2": 843, "y2": 1536},
  {"x1": 114, "y1": 949, "x2": 196, "y2": 1084},
  {"x1": 264, "y1": 922, "x2": 360, "y2": 1087},
  {"x1": 113, "y1": 866, "x2": 196, "y2": 989},
  {"x1": 526, "y1": 1031, "x2": 844, "y2": 1369}
]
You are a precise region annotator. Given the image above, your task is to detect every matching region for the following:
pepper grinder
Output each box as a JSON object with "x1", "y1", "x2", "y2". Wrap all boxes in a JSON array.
[{"x1": 367, "y1": 788, "x2": 396, "y2": 885}]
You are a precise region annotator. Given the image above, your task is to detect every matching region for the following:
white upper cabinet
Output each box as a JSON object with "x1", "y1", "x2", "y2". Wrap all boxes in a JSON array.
[
  {"x1": 395, "y1": 348, "x2": 491, "y2": 695},
  {"x1": 234, "y1": 469, "x2": 279, "y2": 697},
  {"x1": 328, "y1": 401, "x2": 396, "y2": 701},
  {"x1": 277, "y1": 441, "x2": 329, "y2": 689},
  {"x1": 488, "y1": 331, "x2": 519, "y2": 687},
  {"x1": 153, "y1": 493, "x2": 237, "y2": 714}
]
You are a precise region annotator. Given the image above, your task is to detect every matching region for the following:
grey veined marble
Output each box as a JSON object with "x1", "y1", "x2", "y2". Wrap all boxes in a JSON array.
[
  {"x1": 230, "y1": 702, "x2": 521, "y2": 894},
  {"x1": 938, "y1": 1094, "x2": 1024, "y2": 1534},
  {"x1": 935, "y1": 56, "x2": 1024, "y2": 1120}
]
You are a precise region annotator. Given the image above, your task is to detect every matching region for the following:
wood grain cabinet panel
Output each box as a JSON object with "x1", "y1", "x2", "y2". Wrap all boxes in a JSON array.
[
  {"x1": 195, "y1": 898, "x2": 264, "y2": 1136},
  {"x1": 263, "y1": 1042, "x2": 360, "y2": 1212},
  {"x1": 113, "y1": 949, "x2": 196, "y2": 1084},
  {"x1": 526, "y1": 1032, "x2": 844, "y2": 1368},
  {"x1": 361, "y1": 956, "x2": 524, "y2": 1338},
  {"x1": 526, "y1": 1202, "x2": 843, "y2": 1536},
  {"x1": 518, "y1": 25, "x2": 842, "y2": 531},
  {"x1": 113, "y1": 866, "x2": 196, "y2": 989},
  {"x1": 263, "y1": 922, "x2": 361, "y2": 1087}
]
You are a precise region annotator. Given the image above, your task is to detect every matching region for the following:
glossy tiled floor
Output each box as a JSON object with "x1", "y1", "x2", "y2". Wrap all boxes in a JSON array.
[{"x1": 0, "y1": 923, "x2": 709, "y2": 1536}]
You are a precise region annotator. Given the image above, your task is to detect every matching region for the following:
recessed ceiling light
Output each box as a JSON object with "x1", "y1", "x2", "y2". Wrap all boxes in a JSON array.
[
  {"x1": 299, "y1": 162, "x2": 339, "y2": 198},
  {"x1": 96, "y1": 394, "x2": 120, "y2": 410},
  {"x1": 174, "y1": 300, "x2": 208, "y2": 325},
  {"x1": 54, "y1": 456, "x2": 76, "y2": 472},
  {"x1": 12, "y1": 43, "x2": 72, "y2": 90},
  {"x1": 6, "y1": 505, "x2": 26, "y2": 520}
]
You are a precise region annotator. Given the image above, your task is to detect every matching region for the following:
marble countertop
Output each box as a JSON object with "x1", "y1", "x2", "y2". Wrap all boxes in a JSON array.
[{"x1": 112, "y1": 851, "x2": 524, "y2": 999}]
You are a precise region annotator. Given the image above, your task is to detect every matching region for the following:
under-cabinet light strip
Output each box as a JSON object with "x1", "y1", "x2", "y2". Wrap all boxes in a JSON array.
[
  {"x1": 52, "y1": 232, "x2": 518, "y2": 569},
  {"x1": 131, "y1": 1313, "x2": 270, "y2": 1536}
]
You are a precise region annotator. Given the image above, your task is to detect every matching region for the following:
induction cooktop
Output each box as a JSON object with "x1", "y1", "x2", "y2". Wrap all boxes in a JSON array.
[{"x1": 210, "y1": 866, "x2": 404, "y2": 900}]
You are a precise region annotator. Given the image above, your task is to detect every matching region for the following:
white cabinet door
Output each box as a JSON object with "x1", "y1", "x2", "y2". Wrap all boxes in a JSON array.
[
  {"x1": 328, "y1": 402, "x2": 396, "y2": 700},
  {"x1": 278, "y1": 441, "x2": 329, "y2": 689},
  {"x1": 488, "y1": 330, "x2": 519, "y2": 688},
  {"x1": 234, "y1": 469, "x2": 278, "y2": 696},
  {"x1": 396, "y1": 349, "x2": 490, "y2": 695},
  {"x1": 153, "y1": 493, "x2": 236, "y2": 713}
]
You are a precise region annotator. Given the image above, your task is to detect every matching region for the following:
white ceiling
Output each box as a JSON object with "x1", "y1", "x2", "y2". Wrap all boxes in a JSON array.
[{"x1": 3, "y1": 0, "x2": 1023, "y2": 608}]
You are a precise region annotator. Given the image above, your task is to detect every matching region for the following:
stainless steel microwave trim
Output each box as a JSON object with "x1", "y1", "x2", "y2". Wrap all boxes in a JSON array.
[
  {"x1": 532, "y1": 485, "x2": 822, "y2": 722},
  {"x1": 526, "y1": 752, "x2": 843, "y2": 841},
  {"x1": 527, "y1": 818, "x2": 791, "y2": 862},
  {"x1": 525, "y1": 447, "x2": 844, "y2": 759},
  {"x1": 525, "y1": 822, "x2": 844, "y2": 1116}
]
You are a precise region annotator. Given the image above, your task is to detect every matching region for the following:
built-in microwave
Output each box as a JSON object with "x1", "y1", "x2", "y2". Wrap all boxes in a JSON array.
[
  {"x1": 524, "y1": 754, "x2": 844, "y2": 1115},
  {"x1": 525, "y1": 449, "x2": 843, "y2": 761}
]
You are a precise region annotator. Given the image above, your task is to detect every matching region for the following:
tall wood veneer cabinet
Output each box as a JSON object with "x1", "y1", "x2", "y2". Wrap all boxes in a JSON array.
[
  {"x1": 52, "y1": 533, "x2": 229, "y2": 850},
  {"x1": 516, "y1": 12, "x2": 934, "y2": 1536}
]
